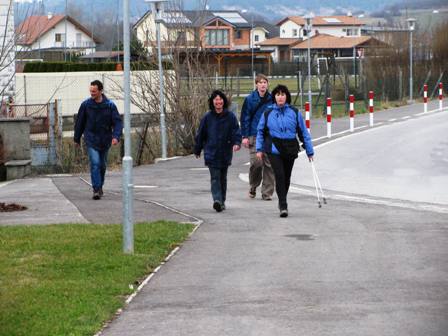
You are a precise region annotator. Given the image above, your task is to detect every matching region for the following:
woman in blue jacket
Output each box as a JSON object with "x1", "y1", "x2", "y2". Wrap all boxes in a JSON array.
[
  {"x1": 256, "y1": 85, "x2": 314, "y2": 217},
  {"x1": 194, "y1": 90, "x2": 242, "y2": 212}
]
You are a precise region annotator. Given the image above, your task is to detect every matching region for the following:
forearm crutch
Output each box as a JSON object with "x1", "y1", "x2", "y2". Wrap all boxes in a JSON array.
[{"x1": 311, "y1": 161, "x2": 327, "y2": 207}]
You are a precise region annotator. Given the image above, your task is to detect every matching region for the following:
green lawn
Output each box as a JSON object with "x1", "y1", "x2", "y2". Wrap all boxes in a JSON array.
[{"x1": 0, "y1": 221, "x2": 195, "y2": 336}]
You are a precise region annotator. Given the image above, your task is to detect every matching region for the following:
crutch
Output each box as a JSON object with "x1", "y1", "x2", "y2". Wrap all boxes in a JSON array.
[{"x1": 310, "y1": 160, "x2": 327, "y2": 207}]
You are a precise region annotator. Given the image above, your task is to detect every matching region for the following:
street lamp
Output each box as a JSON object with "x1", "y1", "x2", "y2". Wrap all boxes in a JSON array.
[
  {"x1": 407, "y1": 18, "x2": 416, "y2": 102},
  {"x1": 304, "y1": 13, "x2": 314, "y2": 118},
  {"x1": 241, "y1": 9, "x2": 254, "y2": 82},
  {"x1": 122, "y1": 0, "x2": 134, "y2": 253},
  {"x1": 146, "y1": 0, "x2": 168, "y2": 159}
]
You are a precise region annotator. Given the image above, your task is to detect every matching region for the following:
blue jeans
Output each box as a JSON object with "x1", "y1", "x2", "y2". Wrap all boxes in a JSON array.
[
  {"x1": 87, "y1": 147, "x2": 109, "y2": 191},
  {"x1": 208, "y1": 166, "x2": 228, "y2": 204}
]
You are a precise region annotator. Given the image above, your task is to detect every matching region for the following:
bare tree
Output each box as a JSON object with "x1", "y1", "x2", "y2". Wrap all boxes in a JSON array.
[{"x1": 108, "y1": 2, "x2": 217, "y2": 164}]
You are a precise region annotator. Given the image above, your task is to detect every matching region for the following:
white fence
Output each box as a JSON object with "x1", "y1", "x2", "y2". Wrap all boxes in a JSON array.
[{"x1": 15, "y1": 71, "x2": 160, "y2": 116}]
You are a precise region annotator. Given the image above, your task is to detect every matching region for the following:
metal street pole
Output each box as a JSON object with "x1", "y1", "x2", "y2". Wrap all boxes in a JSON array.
[
  {"x1": 64, "y1": 0, "x2": 67, "y2": 62},
  {"x1": 147, "y1": 0, "x2": 168, "y2": 160},
  {"x1": 251, "y1": 15, "x2": 254, "y2": 82},
  {"x1": 304, "y1": 13, "x2": 314, "y2": 118},
  {"x1": 407, "y1": 18, "x2": 416, "y2": 102},
  {"x1": 122, "y1": 0, "x2": 134, "y2": 254}
]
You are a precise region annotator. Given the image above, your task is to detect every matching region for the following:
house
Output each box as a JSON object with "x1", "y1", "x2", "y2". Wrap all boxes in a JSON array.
[
  {"x1": 258, "y1": 37, "x2": 301, "y2": 63},
  {"x1": 16, "y1": 13, "x2": 100, "y2": 60},
  {"x1": 258, "y1": 15, "x2": 367, "y2": 63},
  {"x1": 277, "y1": 15, "x2": 364, "y2": 39},
  {"x1": 291, "y1": 33, "x2": 385, "y2": 61},
  {"x1": 133, "y1": 10, "x2": 275, "y2": 75}
]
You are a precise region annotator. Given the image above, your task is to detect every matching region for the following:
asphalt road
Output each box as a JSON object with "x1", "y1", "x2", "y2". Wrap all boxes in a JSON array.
[{"x1": 99, "y1": 102, "x2": 448, "y2": 336}]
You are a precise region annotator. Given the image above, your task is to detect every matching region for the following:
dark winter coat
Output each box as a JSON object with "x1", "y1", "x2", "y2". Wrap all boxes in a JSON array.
[
  {"x1": 74, "y1": 95, "x2": 123, "y2": 151},
  {"x1": 194, "y1": 109, "x2": 242, "y2": 168},
  {"x1": 240, "y1": 90, "x2": 273, "y2": 137}
]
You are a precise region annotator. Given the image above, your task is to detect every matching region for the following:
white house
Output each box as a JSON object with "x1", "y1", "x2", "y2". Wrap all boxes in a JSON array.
[
  {"x1": 16, "y1": 13, "x2": 99, "y2": 55},
  {"x1": 277, "y1": 15, "x2": 364, "y2": 39},
  {"x1": 0, "y1": 0, "x2": 15, "y2": 100}
]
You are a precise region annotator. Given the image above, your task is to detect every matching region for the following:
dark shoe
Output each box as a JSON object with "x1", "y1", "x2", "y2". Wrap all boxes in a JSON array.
[
  {"x1": 92, "y1": 191, "x2": 101, "y2": 200},
  {"x1": 280, "y1": 209, "x2": 288, "y2": 218},
  {"x1": 213, "y1": 201, "x2": 222, "y2": 212},
  {"x1": 99, "y1": 188, "x2": 104, "y2": 197},
  {"x1": 221, "y1": 203, "x2": 226, "y2": 210},
  {"x1": 248, "y1": 189, "x2": 256, "y2": 199},
  {"x1": 262, "y1": 195, "x2": 272, "y2": 201}
]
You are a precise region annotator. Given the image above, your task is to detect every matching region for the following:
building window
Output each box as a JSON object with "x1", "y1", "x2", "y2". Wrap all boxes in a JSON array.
[
  {"x1": 254, "y1": 34, "x2": 259, "y2": 42},
  {"x1": 292, "y1": 29, "x2": 297, "y2": 37},
  {"x1": 234, "y1": 30, "x2": 242, "y2": 39},
  {"x1": 303, "y1": 29, "x2": 308, "y2": 37},
  {"x1": 55, "y1": 33, "x2": 65, "y2": 42},
  {"x1": 205, "y1": 29, "x2": 229, "y2": 46}
]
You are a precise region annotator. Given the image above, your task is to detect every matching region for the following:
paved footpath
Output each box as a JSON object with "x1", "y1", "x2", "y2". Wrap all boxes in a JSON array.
[{"x1": 0, "y1": 100, "x2": 446, "y2": 335}]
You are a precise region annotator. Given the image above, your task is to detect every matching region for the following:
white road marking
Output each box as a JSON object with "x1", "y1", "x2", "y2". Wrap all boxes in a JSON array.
[{"x1": 134, "y1": 185, "x2": 158, "y2": 189}]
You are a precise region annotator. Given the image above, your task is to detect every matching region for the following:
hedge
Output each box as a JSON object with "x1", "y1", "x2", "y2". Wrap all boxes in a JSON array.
[{"x1": 23, "y1": 62, "x2": 173, "y2": 73}]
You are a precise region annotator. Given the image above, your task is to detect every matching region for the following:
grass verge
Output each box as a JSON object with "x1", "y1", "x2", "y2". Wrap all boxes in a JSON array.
[{"x1": 0, "y1": 221, "x2": 195, "y2": 336}]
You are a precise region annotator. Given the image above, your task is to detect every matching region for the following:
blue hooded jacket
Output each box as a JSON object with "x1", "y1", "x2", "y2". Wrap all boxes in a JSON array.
[
  {"x1": 74, "y1": 95, "x2": 123, "y2": 151},
  {"x1": 256, "y1": 103, "x2": 314, "y2": 157},
  {"x1": 194, "y1": 109, "x2": 242, "y2": 168},
  {"x1": 240, "y1": 90, "x2": 272, "y2": 137}
]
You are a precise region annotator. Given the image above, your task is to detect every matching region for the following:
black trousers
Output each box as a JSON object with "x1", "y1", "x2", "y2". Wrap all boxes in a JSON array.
[{"x1": 268, "y1": 154, "x2": 295, "y2": 210}]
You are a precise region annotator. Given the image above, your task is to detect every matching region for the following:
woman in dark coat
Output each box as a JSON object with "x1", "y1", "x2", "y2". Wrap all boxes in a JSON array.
[{"x1": 194, "y1": 90, "x2": 242, "y2": 212}]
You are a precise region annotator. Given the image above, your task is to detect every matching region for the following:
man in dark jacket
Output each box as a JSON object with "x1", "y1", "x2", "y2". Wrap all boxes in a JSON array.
[
  {"x1": 240, "y1": 74, "x2": 275, "y2": 201},
  {"x1": 194, "y1": 90, "x2": 241, "y2": 212},
  {"x1": 74, "y1": 80, "x2": 123, "y2": 200}
]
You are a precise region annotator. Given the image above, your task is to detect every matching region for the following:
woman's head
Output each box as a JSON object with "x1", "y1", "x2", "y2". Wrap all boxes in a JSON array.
[
  {"x1": 208, "y1": 90, "x2": 229, "y2": 112},
  {"x1": 271, "y1": 85, "x2": 291, "y2": 107}
]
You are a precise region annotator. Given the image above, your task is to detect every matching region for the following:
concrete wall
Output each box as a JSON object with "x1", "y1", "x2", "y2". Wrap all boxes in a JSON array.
[
  {"x1": 0, "y1": 118, "x2": 30, "y2": 161},
  {"x1": 15, "y1": 70, "x2": 160, "y2": 117}
]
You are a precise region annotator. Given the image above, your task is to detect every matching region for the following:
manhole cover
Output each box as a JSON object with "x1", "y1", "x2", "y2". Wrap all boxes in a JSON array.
[{"x1": 0, "y1": 202, "x2": 28, "y2": 212}]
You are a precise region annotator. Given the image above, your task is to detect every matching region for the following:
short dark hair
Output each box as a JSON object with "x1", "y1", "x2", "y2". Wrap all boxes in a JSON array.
[
  {"x1": 271, "y1": 84, "x2": 291, "y2": 105},
  {"x1": 90, "y1": 80, "x2": 103, "y2": 91},
  {"x1": 208, "y1": 90, "x2": 229, "y2": 111}
]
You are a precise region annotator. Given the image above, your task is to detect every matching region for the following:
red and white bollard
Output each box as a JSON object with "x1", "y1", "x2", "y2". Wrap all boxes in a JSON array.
[
  {"x1": 349, "y1": 94, "x2": 355, "y2": 132},
  {"x1": 369, "y1": 91, "x2": 374, "y2": 127},
  {"x1": 305, "y1": 101, "x2": 310, "y2": 133},
  {"x1": 423, "y1": 84, "x2": 428, "y2": 113},
  {"x1": 439, "y1": 82, "x2": 443, "y2": 111},
  {"x1": 326, "y1": 97, "x2": 332, "y2": 138}
]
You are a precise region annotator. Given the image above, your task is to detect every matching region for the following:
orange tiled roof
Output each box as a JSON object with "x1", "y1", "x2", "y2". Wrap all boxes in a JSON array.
[
  {"x1": 277, "y1": 16, "x2": 364, "y2": 27},
  {"x1": 292, "y1": 34, "x2": 372, "y2": 49},
  {"x1": 258, "y1": 37, "x2": 302, "y2": 46}
]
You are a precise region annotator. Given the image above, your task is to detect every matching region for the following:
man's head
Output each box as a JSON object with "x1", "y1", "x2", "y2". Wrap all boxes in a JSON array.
[
  {"x1": 90, "y1": 80, "x2": 104, "y2": 101},
  {"x1": 255, "y1": 74, "x2": 268, "y2": 96}
]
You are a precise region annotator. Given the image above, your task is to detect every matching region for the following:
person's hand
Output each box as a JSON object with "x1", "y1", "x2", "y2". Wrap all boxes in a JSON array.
[
  {"x1": 74, "y1": 142, "x2": 80, "y2": 147},
  {"x1": 256, "y1": 152, "x2": 263, "y2": 160},
  {"x1": 242, "y1": 138, "x2": 250, "y2": 148},
  {"x1": 233, "y1": 145, "x2": 240, "y2": 152},
  {"x1": 308, "y1": 155, "x2": 314, "y2": 162},
  {"x1": 112, "y1": 138, "x2": 119, "y2": 146}
]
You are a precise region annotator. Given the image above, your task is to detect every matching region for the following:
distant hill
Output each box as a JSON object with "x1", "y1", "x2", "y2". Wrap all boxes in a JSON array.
[{"x1": 15, "y1": 0, "x2": 443, "y2": 24}]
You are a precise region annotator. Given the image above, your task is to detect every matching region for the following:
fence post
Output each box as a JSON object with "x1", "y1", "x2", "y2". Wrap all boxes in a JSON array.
[
  {"x1": 305, "y1": 101, "x2": 310, "y2": 133},
  {"x1": 48, "y1": 101, "x2": 57, "y2": 165},
  {"x1": 349, "y1": 94, "x2": 355, "y2": 132},
  {"x1": 423, "y1": 84, "x2": 428, "y2": 113},
  {"x1": 326, "y1": 97, "x2": 332, "y2": 138},
  {"x1": 439, "y1": 83, "x2": 443, "y2": 111},
  {"x1": 398, "y1": 68, "x2": 403, "y2": 101},
  {"x1": 369, "y1": 91, "x2": 374, "y2": 127}
]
